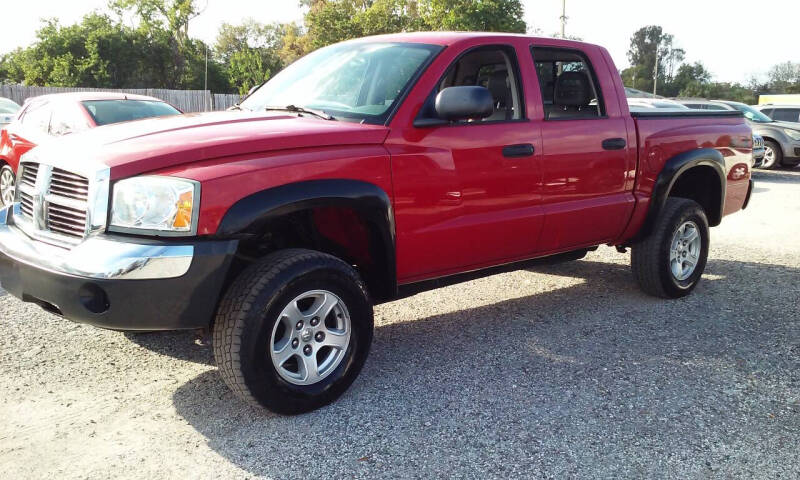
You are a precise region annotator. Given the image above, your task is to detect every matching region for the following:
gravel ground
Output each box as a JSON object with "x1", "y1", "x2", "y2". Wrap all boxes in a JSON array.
[{"x1": 1, "y1": 169, "x2": 799, "y2": 479}]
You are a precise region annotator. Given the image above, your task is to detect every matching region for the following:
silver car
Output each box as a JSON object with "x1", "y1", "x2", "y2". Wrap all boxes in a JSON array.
[
  {"x1": 754, "y1": 104, "x2": 800, "y2": 125},
  {"x1": 0, "y1": 97, "x2": 20, "y2": 130},
  {"x1": 675, "y1": 99, "x2": 800, "y2": 169}
]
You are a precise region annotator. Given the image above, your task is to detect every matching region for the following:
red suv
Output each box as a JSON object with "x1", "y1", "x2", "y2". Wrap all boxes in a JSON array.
[{"x1": 0, "y1": 92, "x2": 181, "y2": 205}]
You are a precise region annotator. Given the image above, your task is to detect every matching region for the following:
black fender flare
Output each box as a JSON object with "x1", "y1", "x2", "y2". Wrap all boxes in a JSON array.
[
  {"x1": 636, "y1": 148, "x2": 726, "y2": 240},
  {"x1": 216, "y1": 179, "x2": 397, "y2": 300}
]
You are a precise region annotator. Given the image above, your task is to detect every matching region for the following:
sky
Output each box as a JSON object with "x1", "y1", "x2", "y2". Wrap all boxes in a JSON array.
[{"x1": 1, "y1": 0, "x2": 797, "y2": 84}]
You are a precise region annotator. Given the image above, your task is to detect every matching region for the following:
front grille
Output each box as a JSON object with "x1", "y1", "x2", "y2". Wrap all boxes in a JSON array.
[
  {"x1": 752, "y1": 136, "x2": 764, "y2": 148},
  {"x1": 49, "y1": 168, "x2": 89, "y2": 202},
  {"x1": 19, "y1": 191, "x2": 34, "y2": 219},
  {"x1": 47, "y1": 203, "x2": 87, "y2": 238},
  {"x1": 15, "y1": 162, "x2": 90, "y2": 245},
  {"x1": 20, "y1": 163, "x2": 38, "y2": 188}
]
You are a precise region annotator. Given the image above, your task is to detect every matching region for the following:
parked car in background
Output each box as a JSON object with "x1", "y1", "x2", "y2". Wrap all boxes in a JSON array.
[
  {"x1": 627, "y1": 98, "x2": 690, "y2": 110},
  {"x1": 675, "y1": 98, "x2": 800, "y2": 169},
  {"x1": 754, "y1": 104, "x2": 800, "y2": 124},
  {"x1": 752, "y1": 134, "x2": 765, "y2": 168},
  {"x1": 0, "y1": 97, "x2": 21, "y2": 131},
  {"x1": 0, "y1": 33, "x2": 753, "y2": 414},
  {"x1": 0, "y1": 92, "x2": 181, "y2": 205}
]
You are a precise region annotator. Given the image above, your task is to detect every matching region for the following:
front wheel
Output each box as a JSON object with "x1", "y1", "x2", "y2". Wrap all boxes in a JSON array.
[
  {"x1": 212, "y1": 249, "x2": 373, "y2": 414},
  {"x1": 0, "y1": 165, "x2": 15, "y2": 206},
  {"x1": 761, "y1": 140, "x2": 782, "y2": 169},
  {"x1": 631, "y1": 198, "x2": 710, "y2": 298}
]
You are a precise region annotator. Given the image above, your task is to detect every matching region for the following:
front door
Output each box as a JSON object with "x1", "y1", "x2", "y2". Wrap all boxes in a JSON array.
[{"x1": 387, "y1": 44, "x2": 544, "y2": 282}]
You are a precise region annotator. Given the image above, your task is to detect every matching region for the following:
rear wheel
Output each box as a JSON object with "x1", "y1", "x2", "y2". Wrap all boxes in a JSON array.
[
  {"x1": 0, "y1": 165, "x2": 15, "y2": 206},
  {"x1": 213, "y1": 249, "x2": 373, "y2": 414},
  {"x1": 761, "y1": 140, "x2": 782, "y2": 169},
  {"x1": 631, "y1": 198, "x2": 710, "y2": 298}
]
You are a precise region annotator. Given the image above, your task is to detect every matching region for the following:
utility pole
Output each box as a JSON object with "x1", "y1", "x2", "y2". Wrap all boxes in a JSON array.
[
  {"x1": 653, "y1": 47, "x2": 658, "y2": 96},
  {"x1": 204, "y1": 44, "x2": 209, "y2": 111},
  {"x1": 560, "y1": 0, "x2": 567, "y2": 39}
]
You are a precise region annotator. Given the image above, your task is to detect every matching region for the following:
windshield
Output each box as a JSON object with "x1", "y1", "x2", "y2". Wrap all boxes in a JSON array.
[
  {"x1": 81, "y1": 100, "x2": 181, "y2": 126},
  {"x1": 240, "y1": 42, "x2": 440, "y2": 123},
  {"x1": 726, "y1": 102, "x2": 773, "y2": 123},
  {"x1": 0, "y1": 98, "x2": 20, "y2": 114}
]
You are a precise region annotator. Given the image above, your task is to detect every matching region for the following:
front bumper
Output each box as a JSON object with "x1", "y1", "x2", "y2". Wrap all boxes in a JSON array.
[
  {"x1": 752, "y1": 146, "x2": 765, "y2": 168},
  {"x1": 0, "y1": 205, "x2": 237, "y2": 330}
]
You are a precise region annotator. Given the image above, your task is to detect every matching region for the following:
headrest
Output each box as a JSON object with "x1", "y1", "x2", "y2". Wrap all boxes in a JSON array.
[
  {"x1": 487, "y1": 71, "x2": 510, "y2": 104},
  {"x1": 554, "y1": 71, "x2": 592, "y2": 107}
]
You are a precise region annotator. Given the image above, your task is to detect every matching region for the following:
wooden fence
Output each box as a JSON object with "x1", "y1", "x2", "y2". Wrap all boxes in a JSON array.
[{"x1": 0, "y1": 85, "x2": 242, "y2": 113}]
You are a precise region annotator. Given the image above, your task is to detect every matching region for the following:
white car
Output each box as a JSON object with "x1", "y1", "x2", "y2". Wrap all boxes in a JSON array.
[
  {"x1": 0, "y1": 97, "x2": 20, "y2": 130},
  {"x1": 627, "y1": 98, "x2": 690, "y2": 111}
]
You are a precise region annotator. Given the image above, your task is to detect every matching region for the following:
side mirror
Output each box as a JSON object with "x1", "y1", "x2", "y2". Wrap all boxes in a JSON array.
[{"x1": 435, "y1": 86, "x2": 494, "y2": 122}]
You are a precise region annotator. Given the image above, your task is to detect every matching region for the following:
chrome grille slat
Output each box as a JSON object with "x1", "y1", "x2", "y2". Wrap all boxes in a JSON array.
[
  {"x1": 20, "y1": 164, "x2": 38, "y2": 188},
  {"x1": 14, "y1": 161, "x2": 90, "y2": 244},
  {"x1": 49, "y1": 167, "x2": 89, "y2": 203}
]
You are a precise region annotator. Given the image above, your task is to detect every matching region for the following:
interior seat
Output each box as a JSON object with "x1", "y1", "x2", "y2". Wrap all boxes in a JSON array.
[
  {"x1": 486, "y1": 71, "x2": 512, "y2": 121},
  {"x1": 547, "y1": 71, "x2": 598, "y2": 119}
]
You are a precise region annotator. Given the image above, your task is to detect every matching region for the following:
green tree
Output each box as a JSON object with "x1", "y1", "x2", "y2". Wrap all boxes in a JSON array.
[
  {"x1": 227, "y1": 49, "x2": 270, "y2": 95},
  {"x1": 623, "y1": 25, "x2": 684, "y2": 94},
  {"x1": 303, "y1": 0, "x2": 526, "y2": 51}
]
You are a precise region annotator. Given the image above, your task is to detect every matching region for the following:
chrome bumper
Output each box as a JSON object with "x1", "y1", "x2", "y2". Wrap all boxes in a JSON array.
[{"x1": 0, "y1": 204, "x2": 193, "y2": 280}]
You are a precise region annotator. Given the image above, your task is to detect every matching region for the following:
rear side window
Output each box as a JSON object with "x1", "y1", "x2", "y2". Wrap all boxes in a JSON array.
[
  {"x1": 532, "y1": 47, "x2": 604, "y2": 120},
  {"x1": 81, "y1": 100, "x2": 180, "y2": 126},
  {"x1": 772, "y1": 108, "x2": 800, "y2": 123}
]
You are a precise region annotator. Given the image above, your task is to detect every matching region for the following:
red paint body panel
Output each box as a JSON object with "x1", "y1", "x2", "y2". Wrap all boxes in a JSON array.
[{"x1": 16, "y1": 33, "x2": 752, "y2": 289}]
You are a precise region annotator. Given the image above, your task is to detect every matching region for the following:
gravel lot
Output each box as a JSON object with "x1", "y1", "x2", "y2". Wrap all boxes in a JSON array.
[{"x1": 1, "y1": 169, "x2": 798, "y2": 479}]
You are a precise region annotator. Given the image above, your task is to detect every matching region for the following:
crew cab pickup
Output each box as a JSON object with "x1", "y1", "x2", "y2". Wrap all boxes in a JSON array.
[{"x1": 0, "y1": 33, "x2": 753, "y2": 414}]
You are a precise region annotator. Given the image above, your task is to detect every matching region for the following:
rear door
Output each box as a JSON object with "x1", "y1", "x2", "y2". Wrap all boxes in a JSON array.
[{"x1": 530, "y1": 45, "x2": 634, "y2": 251}]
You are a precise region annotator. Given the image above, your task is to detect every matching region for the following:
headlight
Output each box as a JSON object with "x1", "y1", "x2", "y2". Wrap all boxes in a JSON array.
[
  {"x1": 110, "y1": 176, "x2": 199, "y2": 235},
  {"x1": 784, "y1": 129, "x2": 800, "y2": 141}
]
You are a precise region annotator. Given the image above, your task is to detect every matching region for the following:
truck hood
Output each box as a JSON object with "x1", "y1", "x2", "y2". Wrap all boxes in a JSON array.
[{"x1": 31, "y1": 111, "x2": 390, "y2": 179}]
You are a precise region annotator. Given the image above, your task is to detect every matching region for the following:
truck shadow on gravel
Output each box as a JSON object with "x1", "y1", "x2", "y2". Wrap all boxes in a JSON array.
[{"x1": 171, "y1": 257, "x2": 800, "y2": 478}]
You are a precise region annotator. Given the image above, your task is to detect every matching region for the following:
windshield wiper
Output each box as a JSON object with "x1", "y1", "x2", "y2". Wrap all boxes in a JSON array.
[{"x1": 265, "y1": 105, "x2": 334, "y2": 120}]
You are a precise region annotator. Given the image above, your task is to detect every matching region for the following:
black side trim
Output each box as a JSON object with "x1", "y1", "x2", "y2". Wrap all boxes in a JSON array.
[
  {"x1": 216, "y1": 179, "x2": 397, "y2": 301},
  {"x1": 742, "y1": 179, "x2": 754, "y2": 210},
  {"x1": 631, "y1": 110, "x2": 743, "y2": 118},
  {"x1": 634, "y1": 148, "x2": 726, "y2": 241},
  {"x1": 394, "y1": 247, "x2": 594, "y2": 301}
]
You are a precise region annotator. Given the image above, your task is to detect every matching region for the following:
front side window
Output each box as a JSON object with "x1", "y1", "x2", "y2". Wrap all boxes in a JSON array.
[
  {"x1": 240, "y1": 42, "x2": 440, "y2": 124},
  {"x1": 82, "y1": 100, "x2": 180, "y2": 126},
  {"x1": 532, "y1": 47, "x2": 604, "y2": 120},
  {"x1": 416, "y1": 46, "x2": 524, "y2": 123}
]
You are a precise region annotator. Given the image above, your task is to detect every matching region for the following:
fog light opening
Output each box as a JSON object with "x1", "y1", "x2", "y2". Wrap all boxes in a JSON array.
[{"x1": 79, "y1": 283, "x2": 110, "y2": 314}]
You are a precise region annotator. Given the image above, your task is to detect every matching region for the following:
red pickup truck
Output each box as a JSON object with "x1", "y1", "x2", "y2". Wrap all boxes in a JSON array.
[{"x1": 0, "y1": 33, "x2": 753, "y2": 414}]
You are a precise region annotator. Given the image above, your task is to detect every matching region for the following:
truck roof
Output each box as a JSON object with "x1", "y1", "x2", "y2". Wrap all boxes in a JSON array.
[{"x1": 350, "y1": 31, "x2": 599, "y2": 50}]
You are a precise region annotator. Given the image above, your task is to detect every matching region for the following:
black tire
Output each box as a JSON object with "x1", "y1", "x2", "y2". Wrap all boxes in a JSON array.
[
  {"x1": 0, "y1": 165, "x2": 15, "y2": 206},
  {"x1": 212, "y1": 248, "x2": 373, "y2": 414},
  {"x1": 631, "y1": 198, "x2": 710, "y2": 299},
  {"x1": 761, "y1": 140, "x2": 783, "y2": 170}
]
